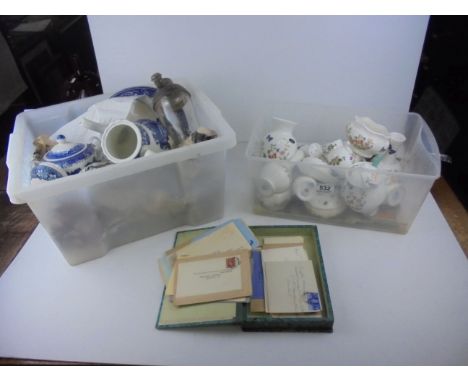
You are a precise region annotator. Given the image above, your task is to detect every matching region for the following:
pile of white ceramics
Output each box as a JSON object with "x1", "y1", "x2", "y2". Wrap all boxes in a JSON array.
[{"x1": 256, "y1": 116, "x2": 407, "y2": 218}]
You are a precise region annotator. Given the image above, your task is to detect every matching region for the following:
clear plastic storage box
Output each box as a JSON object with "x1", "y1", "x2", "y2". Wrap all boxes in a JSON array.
[
  {"x1": 7, "y1": 86, "x2": 236, "y2": 265},
  {"x1": 246, "y1": 102, "x2": 441, "y2": 234}
]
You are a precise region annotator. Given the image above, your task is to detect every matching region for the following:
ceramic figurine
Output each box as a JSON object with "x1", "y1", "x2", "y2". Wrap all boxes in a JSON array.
[
  {"x1": 190, "y1": 127, "x2": 218, "y2": 143},
  {"x1": 182, "y1": 127, "x2": 218, "y2": 146},
  {"x1": 32, "y1": 135, "x2": 57, "y2": 161},
  {"x1": 33, "y1": 134, "x2": 99, "y2": 178},
  {"x1": 101, "y1": 119, "x2": 170, "y2": 164},
  {"x1": 261, "y1": 117, "x2": 298, "y2": 160},
  {"x1": 346, "y1": 116, "x2": 390, "y2": 159},
  {"x1": 151, "y1": 73, "x2": 198, "y2": 148}
]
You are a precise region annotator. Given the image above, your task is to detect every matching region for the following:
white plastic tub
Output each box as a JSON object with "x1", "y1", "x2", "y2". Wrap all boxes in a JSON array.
[
  {"x1": 246, "y1": 102, "x2": 441, "y2": 234},
  {"x1": 7, "y1": 85, "x2": 236, "y2": 265}
]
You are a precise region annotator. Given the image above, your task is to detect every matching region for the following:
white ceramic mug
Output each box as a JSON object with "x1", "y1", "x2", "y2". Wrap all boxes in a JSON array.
[
  {"x1": 256, "y1": 162, "x2": 292, "y2": 197},
  {"x1": 101, "y1": 119, "x2": 167, "y2": 164}
]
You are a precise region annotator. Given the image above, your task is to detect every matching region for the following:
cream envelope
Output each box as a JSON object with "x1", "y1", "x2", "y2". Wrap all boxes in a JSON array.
[
  {"x1": 172, "y1": 222, "x2": 252, "y2": 257},
  {"x1": 263, "y1": 236, "x2": 304, "y2": 246},
  {"x1": 261, "y1": 245, "x2": 309, "y2": 262},
  {"x1": 263, "y1": 260, "x2": 321, "y2": 314},
  {"x1": 173, "y1": 250, "x2": 252, "y2": 306},
  {"x1": 164, "y1": 222, "x2": 253, "y2": 296}
]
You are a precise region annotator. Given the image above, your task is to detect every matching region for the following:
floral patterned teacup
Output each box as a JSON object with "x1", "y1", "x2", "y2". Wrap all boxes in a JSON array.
[
  {"x1": 322, "y1": 139, "x2": 344, "y2": 157},
  {"x1": 324, "y1": 141, "x2": 359, "y2": 168}
]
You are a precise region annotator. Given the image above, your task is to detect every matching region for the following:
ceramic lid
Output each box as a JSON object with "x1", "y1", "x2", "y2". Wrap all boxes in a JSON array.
[{"x1": 44, "y1": 135, "x2": 88, "y2": 162}]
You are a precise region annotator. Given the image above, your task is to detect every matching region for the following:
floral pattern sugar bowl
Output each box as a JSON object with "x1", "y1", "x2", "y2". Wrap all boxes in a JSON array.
[
  {"x1": 346, "y1": 116, "x2": 390, "y2": 159},
  {"x1": 261, "y1": 117, "x2": 298, "y2": 160},
  {"x1": 32, "y1": 134, "x2": 100, "y2": 181}
]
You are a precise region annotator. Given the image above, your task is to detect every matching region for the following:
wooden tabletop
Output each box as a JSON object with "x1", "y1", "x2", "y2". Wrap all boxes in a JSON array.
[{"x1": 0, "y1": 157, "x2": 466, "y2": 365}]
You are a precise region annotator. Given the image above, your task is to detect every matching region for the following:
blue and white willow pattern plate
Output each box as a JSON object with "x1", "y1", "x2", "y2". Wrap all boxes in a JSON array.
[{"x1": 110, "y1": 86, "x2": 157, "y2": 98}]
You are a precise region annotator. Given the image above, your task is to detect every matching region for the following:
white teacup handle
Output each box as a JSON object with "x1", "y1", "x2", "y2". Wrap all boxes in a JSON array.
[{"x1": 293, "y1": 176, "x2": 317, "y2": 202}]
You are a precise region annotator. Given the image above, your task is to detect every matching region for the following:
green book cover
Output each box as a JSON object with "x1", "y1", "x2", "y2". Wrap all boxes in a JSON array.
[{"x1": 155, "y1": 225, "x2": 334, "y2": 332}]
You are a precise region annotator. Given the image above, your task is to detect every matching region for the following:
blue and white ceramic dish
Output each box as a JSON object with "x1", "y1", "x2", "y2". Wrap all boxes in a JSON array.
[
  {"x1": 31, "y1": 162, "x2": 68, "y2": 182},
  {"x1": 42, "y1": 135, "x2": 97, "y2": 175},
  {"x1": 135, "y1": 119, "x2": 171, "y2": 151},
  {"x1": 110, "y1": 86, "x2": 157, "y2": 98}
]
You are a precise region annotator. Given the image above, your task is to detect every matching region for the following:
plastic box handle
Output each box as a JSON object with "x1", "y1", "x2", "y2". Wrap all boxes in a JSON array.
[{"x1": 6, "y1": 131, "x2": 25, "y2": 204}]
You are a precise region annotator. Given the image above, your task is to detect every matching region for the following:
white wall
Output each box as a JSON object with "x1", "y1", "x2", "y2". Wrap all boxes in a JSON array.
[{"x1": 88, "y1": 16, "x2": 428, "y2": 141}]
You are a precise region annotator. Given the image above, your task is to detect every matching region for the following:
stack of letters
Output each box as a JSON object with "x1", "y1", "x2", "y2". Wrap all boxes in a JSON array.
[{"x1": 156, "y1": 219, "x2": 333, "y2": 331}]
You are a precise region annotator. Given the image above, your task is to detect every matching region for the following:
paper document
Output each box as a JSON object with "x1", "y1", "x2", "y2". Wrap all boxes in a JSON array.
[
  {"x1": 261, "y1": 245, "x2": 309, "y2": 262},
  {"x1": 173, "y1": 250, "x2": 252, "y2": 306},
  {"x1": 162, "y1": 221, "x2": 254, "y2": 296},
  {"x1": 263, "y1": 260, "x2": 321, "y2": 313},
  {"x1": 263, "y1": 236, "x2": 304, "y2": 246}
]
